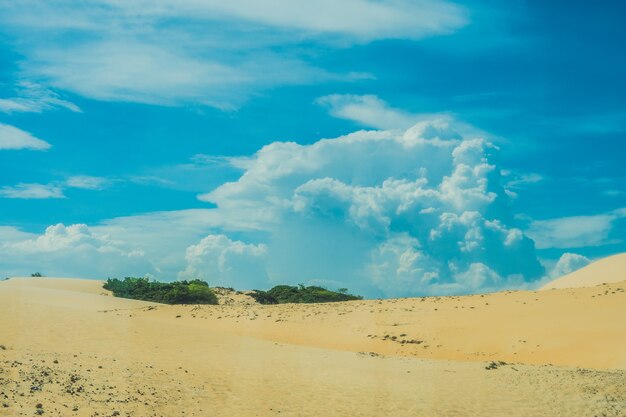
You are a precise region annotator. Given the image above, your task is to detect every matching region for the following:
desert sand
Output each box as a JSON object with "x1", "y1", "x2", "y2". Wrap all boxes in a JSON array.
[
  {"x1": 541, "y1": 252, "x2": 626, "y2": 290},
  {"x1": 1, "y1": 275, "x2": 624, "y2": 417}
]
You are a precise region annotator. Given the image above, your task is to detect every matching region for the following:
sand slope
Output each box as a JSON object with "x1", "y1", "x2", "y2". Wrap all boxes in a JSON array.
[
  {"x1": 1, "y1": 277, "x2": 624, "y2": 417},
  {"x1": 541, "y1": 253, "x2": 626, "y2": 290}
]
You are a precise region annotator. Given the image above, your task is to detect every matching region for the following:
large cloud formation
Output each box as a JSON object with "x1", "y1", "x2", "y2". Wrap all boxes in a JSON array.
[
  {"x1": 185, "y1": 119, "x2": 544, "y2": 296},
  {"x1": 1, "y1": 120, "x2": 550, "y2": 296}
]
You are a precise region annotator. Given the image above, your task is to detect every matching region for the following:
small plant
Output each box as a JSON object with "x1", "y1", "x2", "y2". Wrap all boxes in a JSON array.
[{"x1": 31, "y1": 272, "x2": 43, "y2": 277}]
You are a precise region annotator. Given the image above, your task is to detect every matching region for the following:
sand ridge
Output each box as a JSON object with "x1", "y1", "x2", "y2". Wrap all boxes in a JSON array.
[
  {"x1": 1, "y1": 277, "x2": 625, "y2": 416},
  {"x1": 541, "y1": 252, "x2": 626, "y2": 290},
  {"x1": 119, "y1": 280, "x2": 626, "y2": 369}
]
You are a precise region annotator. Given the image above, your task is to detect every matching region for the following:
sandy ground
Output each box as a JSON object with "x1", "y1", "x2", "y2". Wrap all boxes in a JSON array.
[
  {"x1": 541, "y1": 253, "x2": 626, "y2": 290},
  {"x1": 0, "y1": 276, "x2": 624, "y2": 417}
]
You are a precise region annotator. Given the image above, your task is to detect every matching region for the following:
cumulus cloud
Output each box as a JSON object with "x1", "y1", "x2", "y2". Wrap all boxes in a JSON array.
[
  {"x1": 0, "y1": 226, "x2": 36, "y2": 244},
  {"x1": 0, "y1": 223, "x2": 153, "y2": 278},
  {"x1": 192, "y1": 118, "x2": 544, "y2": 296},
  {"x1": 0, "y1": 183, "x2": 64, "y2": 199},
  {"x1": 0, "y1": 1, "x2": 466, "y2": 108},
  {"x1": 0, "y1": 209, "x2": 225, "y2": 279},
  {"x1": 0, "y1": 123, "x2": 51, "y2": 151},
  {"x1": 179, "y1": 234, "x2": 268, "y2": 289},
  {"x1": 549, "y1": 252, "x2": 590, "y2": 279}
]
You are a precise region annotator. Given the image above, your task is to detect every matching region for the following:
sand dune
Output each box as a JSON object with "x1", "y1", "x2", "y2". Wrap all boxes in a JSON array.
[
  {"x1": 1, "y1": 277, "x2": 624, "y2": 416},
  {"x1": 541, "y1": 252, "x2": 626, "y2": 290}
]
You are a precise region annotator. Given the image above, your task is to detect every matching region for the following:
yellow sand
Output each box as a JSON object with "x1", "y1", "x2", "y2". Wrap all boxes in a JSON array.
[
  {"x1": 1, "y1": 276, "x2": 624, "y2": 417},
  {"x1": 541, "y1": 252, "x2": 626, "y2": 290}
]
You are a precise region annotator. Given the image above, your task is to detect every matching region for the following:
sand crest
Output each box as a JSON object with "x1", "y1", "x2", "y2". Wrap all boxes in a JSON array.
[{"x1": 541, "y1": 253, "x2": 626, "y2": 290}]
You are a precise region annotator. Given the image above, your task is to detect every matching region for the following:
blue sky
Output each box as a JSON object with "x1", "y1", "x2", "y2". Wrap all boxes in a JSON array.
[{"x1": 0, "y1": 0, "x2": 625, "y2": 296}]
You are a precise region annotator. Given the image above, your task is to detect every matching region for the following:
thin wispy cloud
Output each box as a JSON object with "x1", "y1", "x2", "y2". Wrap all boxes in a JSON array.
[
  {"x1": 527, "y1": 210, "x2": 626, "y2": 249},
  {"x1": 65, "y1": 176, "x2": 110, "y2": 190},
  {"x1": 0, "y1": 81, "x2": 80, "y2": 114},
  {"x1": 0, "y1": 183, "x2": 65, "y2": 199},
  {"x1": 316, "y1": 94, "x2": 420, "y2": 129},
  {"x1": 0, "y1": 0, "x2": 467, "y2": 109},
  {"x1": 0, "y1": 176, "x2": 111, "y2": 199},
  {"x1": 0, "y1": 123, "x2": 51, "y2": 151},
  {"x1": 503, "y1": 172, "x2": 543, "y2": 189},
  {"x1": 316, "y1": 94, "x2": 493, "y2": 141},
  {"x1": 501, "y1": 170, "x2": 544, "y2": 199}
]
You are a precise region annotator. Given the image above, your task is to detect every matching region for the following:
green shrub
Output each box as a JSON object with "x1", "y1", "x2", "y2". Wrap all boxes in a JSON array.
[
  {"x1": 252, "y1": 284, "x2": 362, "y2": 304},
  {"x1": 248, "y1": 290, "x2": 278, "y2": 305},
  {"x1": 103, "y1": 277, "x2": 218, "y2": 305}
]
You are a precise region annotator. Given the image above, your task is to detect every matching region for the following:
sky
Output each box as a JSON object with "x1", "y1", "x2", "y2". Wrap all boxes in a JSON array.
[{"x1": 1, "y1": 0, "x2": 625, "y2": 297}]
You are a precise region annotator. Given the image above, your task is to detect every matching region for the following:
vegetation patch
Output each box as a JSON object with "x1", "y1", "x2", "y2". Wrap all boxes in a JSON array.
[
  {"x1": 103, "y1": 277, "x2": 218, "y2": 305},
  {"x1": 250, "y1": 284, "x2": 362, "y2": 304}
]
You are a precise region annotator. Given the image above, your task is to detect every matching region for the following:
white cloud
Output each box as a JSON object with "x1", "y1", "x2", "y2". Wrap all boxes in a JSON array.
[
  {"x1": 0, "y1": 183, "x2": 64, "y2": 199},
  {"x1": 0, "y1": 1, "x2": 466, "y2": 108},
  {"x1": 505, "y1": 172, "x2": 543, "y2": 188},
  {"x1": 500, "y1": 171, "x2": 543, "y2": 199},
  {"x1": 0, "y1": 209, "x2": 229, "y2": 280},
  {"x1": 27, "y1": 41, "x2": 327, "y2": 109},
  {"x1": 10, "y1": 224, "x2": 110, "y2": 253},
  {"x1": 549, "y1": 252, "x2": 590, "y2": 279},
  {"x1": 0, "y1": 226, "x2": 36, "y2": 244},
  {"x1": 180, "y1": 234, "x2": 268, "y2": 289},
  {"x1": 0, "y1": 123, "x2": 51, "y2": 151},
  {"x1": 65, "y1": 176, "x2": 109, "y2": 190},
  {"x1": 502, "y1": 171, "x2": 543, "y2": 189},
  {"x1": 527, "y1": 211, "x2": 625, "y2": 249},
  {"x1": 316, "y1": 94, "x2": 492, "y2": 140},
  {"x1": 148, "y1": 0, "x2": 467, "y2": 41},
  {"x1": 5, "y1": 0, "x2": 467, "y2": 42},
  {"x1": 0, "y1": 223, "x2": 153, "y2": 278},
  {"x1": 1, "y1": 176, "x2": 111, "y2": 200},
  {"x1": 194, "y1": 118, "x2": 543, "y2": 296},
  {"x1": 95, "y1": 209, "x2": 226, "y2": 278},
  {"x1": 0, "y1": 81, "x2": 80, "y2": 114},
  {"x1": 316, "y1": 94, "x2": 422, "y2": 129}
]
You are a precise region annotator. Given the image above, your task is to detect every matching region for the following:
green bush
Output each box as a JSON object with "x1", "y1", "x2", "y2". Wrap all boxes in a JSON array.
[
  {"x1": 103, "y1": 277, "x2": 218, "y2": 305},
  {"x1": 248, "y1": 290, "x2": 278, "y2": 305},
  {"x1": 251, "y1": 284, "x2": 362, "y2": 304}
]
